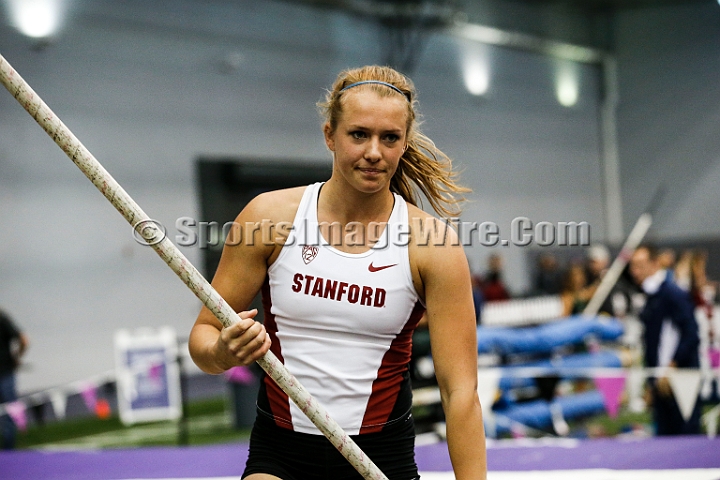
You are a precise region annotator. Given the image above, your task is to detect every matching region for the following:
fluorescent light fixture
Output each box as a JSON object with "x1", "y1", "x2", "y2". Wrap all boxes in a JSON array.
[
  {"x1": 555, "y1": 62, "x2": 579, "y2": 107},
  {"x1": 461, "y1": 43, "x2": 491, "y2": 96},
  {"x1": 464, "y1": 58, "x2": 490, "y2": 96},
  {"x1": 4, "y1": 0, "x2": 67, "y2": 39}
]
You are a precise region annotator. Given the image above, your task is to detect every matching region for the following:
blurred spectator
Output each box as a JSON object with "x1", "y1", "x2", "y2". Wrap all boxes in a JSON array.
[
  {"x1": 658, "y1": 248, "x2": 677, "y2": 274},
  {"x1": 629, "y1": 244, "x2": 700, "y2": 436},
  {"x1": 674, "y1": 250, "x2": 694, "y2": 292},
  {"x1": 689, "y1": 250, "x2": 717, "y2": 308},
  {"x1": 561, "y1": 264, "x2": 593, "y2": 316},
  {"x1": 471, "y1": 273, "x2": 484, "y2": 324},
  {"x1": 607, "y1": 265, "x2": 641, "y2": 318},
  {"x1": 689, "y1": 250, "x2": 717, "y2": 378},
  {"x1": 584, "y1": 243, "x2": 630, "y2": 317},
  {"x1": 586, "y1": 244, "x2": 610, "y2": 286},
  {"x1": 466, "y1": 258, "x2": 485, "y2": 324},
  {"x1": 481, "y1": 254, "x2": 510, "y2": 302},
  {"x1": 0, "y1": 308, "x2": 29, "y2": 450},
  {"x1": 533, "y1": 253, "x2": 564, "y2": 296}
]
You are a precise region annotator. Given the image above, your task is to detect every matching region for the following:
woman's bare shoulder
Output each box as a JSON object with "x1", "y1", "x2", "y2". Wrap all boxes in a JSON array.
[
  {"x1": 406, "y1": 202, "x2": 440, "y2": 223},
  {"x1": 239, "y1": 185, "x2": 307, "y2": 224},
  {"x1": 405, "y1": 203, "x2": 449, "y2": 245}
]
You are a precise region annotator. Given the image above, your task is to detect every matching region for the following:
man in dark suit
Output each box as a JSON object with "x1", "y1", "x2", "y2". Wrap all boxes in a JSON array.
[{"x1": 630, "y1": 244, "x2": 701, "y2": 435}]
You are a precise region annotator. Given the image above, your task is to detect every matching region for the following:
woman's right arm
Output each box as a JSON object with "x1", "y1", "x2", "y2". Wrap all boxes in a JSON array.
[{"x1": 188, "y1": 191, "x2": 293, "y2": 374}]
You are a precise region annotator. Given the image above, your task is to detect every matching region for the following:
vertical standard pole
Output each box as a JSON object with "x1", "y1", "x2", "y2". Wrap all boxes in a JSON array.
[{"x1": 599, "y1": 55, "x2": 624, "y2": 245}]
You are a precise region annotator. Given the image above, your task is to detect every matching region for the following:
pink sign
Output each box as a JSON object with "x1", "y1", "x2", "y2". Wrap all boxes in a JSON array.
[
  {"x1": 6, "y1": 401, "x2": 27, "y2": 431},
  {"x1": 81, "y1": 384, "x2": 98, "y2": 412},
  {"x1": 594, "y1": 375, "x2": 626, "y2": 418},
  {"x1": 709, "y1": 348, "x2": 720, "y2": 369}
]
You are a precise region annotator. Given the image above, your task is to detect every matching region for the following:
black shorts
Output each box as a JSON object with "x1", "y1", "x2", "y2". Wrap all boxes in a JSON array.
[{"x1": 242, "y1": 409, "x2": 420, "y2": 480}]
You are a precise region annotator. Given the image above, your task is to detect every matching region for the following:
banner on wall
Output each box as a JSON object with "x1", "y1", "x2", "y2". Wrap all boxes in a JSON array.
[{"x1": 114, "y1": 326, "x2": 182, "y2": 426}]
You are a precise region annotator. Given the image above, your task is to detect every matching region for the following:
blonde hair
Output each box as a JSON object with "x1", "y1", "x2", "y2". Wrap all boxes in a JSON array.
[{"x1": 318, "y1": 65, "x2": 470, "y2": 218}]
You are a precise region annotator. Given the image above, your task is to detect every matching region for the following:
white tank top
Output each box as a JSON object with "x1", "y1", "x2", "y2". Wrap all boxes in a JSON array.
[{"x1": 258, "y1": 182, "x2": 424, "y2": 435}]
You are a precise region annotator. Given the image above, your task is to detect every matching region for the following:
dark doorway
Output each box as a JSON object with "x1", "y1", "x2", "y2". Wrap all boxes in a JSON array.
[{"x1": 196, "y1": 158, "x2": 332, "y2": 322}]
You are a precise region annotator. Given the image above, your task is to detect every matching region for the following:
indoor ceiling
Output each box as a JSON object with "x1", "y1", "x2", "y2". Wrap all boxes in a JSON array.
[
  {"x1": 272, "y1": 0, "x2": 716, "y2": 29},
  {"x1": 271, "y1": 0, "x2": 716, "y2": 70},
  {"x1": 280, "y1": 0, "x2": 714, "y2": 14},
  {"x1": 515, "y1": 0, "x2": 712, "y2": 9}
]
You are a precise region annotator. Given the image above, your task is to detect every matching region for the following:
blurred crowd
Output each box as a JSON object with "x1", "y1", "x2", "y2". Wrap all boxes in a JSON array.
[
  {"x1": 468, "y1": 244, "x2": 718, "y2": 436},
  {"x1": 471, "y1": 245, "x2": 718, "y2": 322}
]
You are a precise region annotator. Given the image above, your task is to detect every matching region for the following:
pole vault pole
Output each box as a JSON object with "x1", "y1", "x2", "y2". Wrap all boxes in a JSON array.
[
  {"x1": 582, "y1": 213, "x2": 652, "y2": 316},
  {"x1": 0, "y1": 53, "x2": 387, "y2": 480},
  {"x1": 582, "y1": 186, "x2": 665, "y2": 317}
]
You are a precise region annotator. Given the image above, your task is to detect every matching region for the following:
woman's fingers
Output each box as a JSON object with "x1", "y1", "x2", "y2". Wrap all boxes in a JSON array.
[
  {"x1": 217, "y1": 309, "x2": 271, "y2": 366},
  {"x1": 245, "y1": 331, "x2": 272, "y2": 364}
]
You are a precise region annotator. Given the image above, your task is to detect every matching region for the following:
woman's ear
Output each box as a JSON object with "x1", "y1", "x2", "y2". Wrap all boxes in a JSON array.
[{"x1": 323, "y1": 123, "x2": 335, "y2": 152}]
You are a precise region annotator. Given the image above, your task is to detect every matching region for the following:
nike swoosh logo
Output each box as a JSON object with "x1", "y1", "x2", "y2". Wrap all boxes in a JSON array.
[{"x1": 368, "y1": 262, "x2": 397, "y2": 272}]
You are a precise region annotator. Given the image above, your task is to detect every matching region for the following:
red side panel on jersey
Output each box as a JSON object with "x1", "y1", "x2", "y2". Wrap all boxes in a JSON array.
[
  {"x1": 359, "y1": 301, "x2": 426, "y2": 434},
  {"x1": 261, "y1": 277, "x2": 293, "y2": 429}
]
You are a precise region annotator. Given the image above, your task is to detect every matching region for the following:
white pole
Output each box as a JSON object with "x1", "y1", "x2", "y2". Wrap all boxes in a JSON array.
[
  {"x1": 599, "y1": 55, "x2": 624, "y2": 245},
  {"x1": 582, "y1": 213, "x2": 652, "y2": 317},
  {"x1": 0, "y1": 52, "x2": 387, "y2": 480}
]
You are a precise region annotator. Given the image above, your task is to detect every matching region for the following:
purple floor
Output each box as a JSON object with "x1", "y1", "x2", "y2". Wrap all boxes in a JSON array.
[
  {"x1": 1, "y1": 436, "x2": 719, "y2": 480},
  {"x1": 419, "y1": 435, "x2": 720, "y2": 472}
]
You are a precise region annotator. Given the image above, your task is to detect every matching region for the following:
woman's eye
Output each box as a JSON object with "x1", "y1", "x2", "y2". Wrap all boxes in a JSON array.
[
  {"x1": 351, "y1": 131, "x2": 366, "y2": 139},
  {"x1": 384, "y1": 134, "x2": 399, "y2": 143}
]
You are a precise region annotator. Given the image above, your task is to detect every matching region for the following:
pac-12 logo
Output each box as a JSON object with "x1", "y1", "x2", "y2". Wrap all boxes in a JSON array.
[{"x1": 301, "y1": 245, "x2": 319, "y2": 264}]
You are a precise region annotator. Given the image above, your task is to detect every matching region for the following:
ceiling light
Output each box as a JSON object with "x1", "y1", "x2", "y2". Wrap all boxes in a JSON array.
[
  {"x1": 555, "y1": 62, "x2": 579, "y2": 108},
  {"x1": 4, "y1": 0, "x2": 68, "y2": 39},
  {"x1": 461, "y1": 42, "x2": 491, "y2": 96}
]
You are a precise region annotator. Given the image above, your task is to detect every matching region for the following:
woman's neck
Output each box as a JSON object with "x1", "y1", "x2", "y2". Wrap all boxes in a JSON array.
[{"x1": 319, "y1": 178, "x2": 395, "y2": 226}]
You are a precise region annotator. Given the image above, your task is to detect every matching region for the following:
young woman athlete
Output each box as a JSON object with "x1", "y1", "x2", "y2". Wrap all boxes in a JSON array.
[{"x1": 189, "y1": 65, "x2": 487, "y2": 479}]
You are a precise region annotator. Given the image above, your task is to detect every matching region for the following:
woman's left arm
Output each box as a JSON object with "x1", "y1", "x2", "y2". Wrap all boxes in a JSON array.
[{"x1": 414, "y1": 217, "x2": 487, "y2": 480}]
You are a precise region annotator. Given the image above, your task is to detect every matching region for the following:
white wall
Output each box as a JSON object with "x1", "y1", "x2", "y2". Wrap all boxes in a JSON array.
[
  {"x1": 0, "y1": 0, "x2": 607, "y2": 393},
  {"x1": 615, "y1": 2, "x2": 720, "y2": 239}
]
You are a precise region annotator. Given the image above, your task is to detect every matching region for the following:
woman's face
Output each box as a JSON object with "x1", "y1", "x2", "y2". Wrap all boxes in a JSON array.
[{"x1": 324, "y1": 89, "x2": 408, "y2": 195}]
